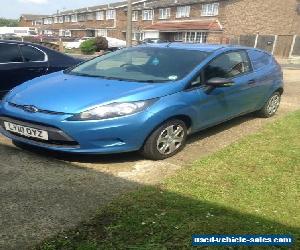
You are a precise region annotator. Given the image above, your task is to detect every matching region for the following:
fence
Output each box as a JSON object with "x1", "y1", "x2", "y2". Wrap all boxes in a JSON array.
[{"x1": 230, "y1": 34, "x2": 300, "y2": 58}]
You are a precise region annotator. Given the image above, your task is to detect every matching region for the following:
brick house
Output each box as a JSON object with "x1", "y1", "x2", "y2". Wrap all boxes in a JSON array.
[
  {"x1": 19, "y1": 14, "x2": 48, "y2": 27},
  {"x1": 39, "y1": 1, "x2": 149, "y2": 39},
  {"x1": 21, "y1": 0, "x2": 300, "y2": 57},
  {"x1": 127, "y1": 0, "x2": 300, "y2": 57}
]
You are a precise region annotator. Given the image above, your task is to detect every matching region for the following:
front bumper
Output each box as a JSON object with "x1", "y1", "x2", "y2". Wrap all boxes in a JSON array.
[{"x1": 0, "y1": 101, "x2": 158, "y2": 154}]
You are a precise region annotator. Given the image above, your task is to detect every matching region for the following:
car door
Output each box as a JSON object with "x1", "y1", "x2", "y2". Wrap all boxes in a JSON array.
[
  {"x1": 185, "y1": 50, "x2": 257, "y2": 130},
  {"x1": 247, "y1": 50, "x2": 280, "y2": 107},
  {"x1": 0, "y1": 42, "x2": 24, "y2": 98},
  {"x1": 18, "y1": 44, "x2": 49, "y2": 81}
]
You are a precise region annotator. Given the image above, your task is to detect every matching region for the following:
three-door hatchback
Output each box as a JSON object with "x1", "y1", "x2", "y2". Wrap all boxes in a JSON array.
[{"x1": 0, "y1": 43, "x2": 283, "y2": 160}]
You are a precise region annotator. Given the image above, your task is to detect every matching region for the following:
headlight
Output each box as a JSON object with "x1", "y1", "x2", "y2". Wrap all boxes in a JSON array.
[{"x1": 68, "y1": 100, "x2": 156, "y2": 121}]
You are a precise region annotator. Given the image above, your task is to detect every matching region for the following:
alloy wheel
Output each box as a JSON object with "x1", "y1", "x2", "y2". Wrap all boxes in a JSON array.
[
  {"x1": 156, "y1": 124, "x2": 185, "y2": 155},
  {"x1": 267, "y1": 94, "x2": 280, "y2": 115}
]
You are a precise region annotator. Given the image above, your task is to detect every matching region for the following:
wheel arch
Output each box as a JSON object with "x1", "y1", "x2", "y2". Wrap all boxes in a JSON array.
[
  {"x1": 275, "y1": 87, "x2": 284, "y2": 95},
  {"x1": 141, "y1": 114, "x2": 193, "y2": 148}
]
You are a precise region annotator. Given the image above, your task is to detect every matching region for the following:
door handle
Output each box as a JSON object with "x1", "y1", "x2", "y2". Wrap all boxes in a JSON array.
[
  {"x1": 247, "y1": 79, "x2": 256, "y2": 85},
  {"x1": 28, "y1": 68, "x2": 44, "y2": 72}
]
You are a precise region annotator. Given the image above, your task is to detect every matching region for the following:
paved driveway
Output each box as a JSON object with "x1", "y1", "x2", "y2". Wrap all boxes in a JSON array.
[{"x1": 0, "y1": 69, "x2": 299, "y2": 249}]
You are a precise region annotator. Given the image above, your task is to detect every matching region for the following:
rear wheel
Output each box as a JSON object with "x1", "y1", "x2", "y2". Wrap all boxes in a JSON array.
[
  {"x1": 257, "y1": 92, "x2": 281, "y2": 118},
  {"x1": 141, "y1": 119, "x2": 187, "y2": 160}
]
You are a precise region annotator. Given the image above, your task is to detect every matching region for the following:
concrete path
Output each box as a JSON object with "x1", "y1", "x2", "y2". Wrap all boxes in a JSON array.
[{"x1": 0, "y1": 69, "x2": 299, "y2": 249}]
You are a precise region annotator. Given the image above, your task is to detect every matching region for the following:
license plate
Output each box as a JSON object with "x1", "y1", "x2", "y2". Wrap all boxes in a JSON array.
[{"x1": 4, "y1": 121, "x2": 49, "y2": 141}]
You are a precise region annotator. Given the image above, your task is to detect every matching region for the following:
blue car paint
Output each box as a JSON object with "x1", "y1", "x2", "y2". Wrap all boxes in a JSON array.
[{"x1": 0, "y1": 44, "x2": 283, "y2": 154}]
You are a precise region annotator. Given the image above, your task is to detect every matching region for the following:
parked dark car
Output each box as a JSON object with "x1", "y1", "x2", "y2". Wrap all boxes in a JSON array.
[{"x1": 0, "y1": 40, "x2": 82, "y2": 98}]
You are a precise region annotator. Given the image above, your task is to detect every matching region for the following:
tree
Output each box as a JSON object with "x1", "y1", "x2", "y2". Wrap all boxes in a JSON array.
[
  {"x1": 94, "y1": 36, "x2": 108, "y2": 51},
  {"x1": 0, "y1": 18, "x2": 18, "y2": 27}
]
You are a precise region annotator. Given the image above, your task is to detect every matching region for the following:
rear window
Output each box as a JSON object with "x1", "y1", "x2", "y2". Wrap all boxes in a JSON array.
[
  {"x1": 20, "y1": 45, "x2": 45, "y2": 62},
  {"x1": 0, "y1": 43, "x2": 23, "y2": 63},
  {"x1": 248, "y1": 50, "x2": 272, "y2": 70}
]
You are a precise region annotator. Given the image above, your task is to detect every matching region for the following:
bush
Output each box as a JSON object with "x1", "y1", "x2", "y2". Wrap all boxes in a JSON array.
[
  {"x1": 94, "y1": 36, "x2": 108, "y2": 51},
  {"x1": 80, "y1": 39, "x2": 96, "y2": 55}
]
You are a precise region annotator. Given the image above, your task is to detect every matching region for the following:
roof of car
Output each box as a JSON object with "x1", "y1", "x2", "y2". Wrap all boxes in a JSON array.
[
  {"x1": 140, "y1": 42, "x2": 251, "y2": 52},
  {"x1": 0, "y1": 39, "x2": 36, "y2": 45},
  {"x1": 0, "y1": 40, "x2": 54, "y2": 49},
  {"x1": 0, "y1": 40, "x2": 64, "y2": 54}
]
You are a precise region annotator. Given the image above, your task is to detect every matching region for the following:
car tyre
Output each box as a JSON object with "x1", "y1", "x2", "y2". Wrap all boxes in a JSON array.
[
  {"x1": 257, "y1": 91, "x2": 281, "y2": 118},
  {"x1": 141, "y1": 119, "x2": 187, "y2": 160}
]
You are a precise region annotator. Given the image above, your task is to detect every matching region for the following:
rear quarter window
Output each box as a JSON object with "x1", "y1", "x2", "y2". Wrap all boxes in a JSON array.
[
  {"x1": 248, "y1": 50, "x2": 272, "y2": 71},
  {"x1": 20, "y1": 45, "x2": 45, "y2": 62},
  {"x1": 0, "y1": 43, "x2": 23, "y2": 63}
]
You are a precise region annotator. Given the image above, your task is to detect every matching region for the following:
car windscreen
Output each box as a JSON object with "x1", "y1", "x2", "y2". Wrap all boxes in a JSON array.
[{"x1": 66, "y1": 47, "x2": 209, "y2": 83}]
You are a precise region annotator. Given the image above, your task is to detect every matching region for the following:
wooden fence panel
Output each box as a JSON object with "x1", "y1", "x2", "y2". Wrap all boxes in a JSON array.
[
  {"x1": 292, "y1": 36, "x2": 300, "y2": 57},
  {"x1": 256, "y1": 35, "x2": 275, "y2": 53},
  {"x1": 274, "y1": 35, "x2": 294, "y2": 58},
  {"x1": 239, "y1": 35, "x2": 256, "y2": 47}
]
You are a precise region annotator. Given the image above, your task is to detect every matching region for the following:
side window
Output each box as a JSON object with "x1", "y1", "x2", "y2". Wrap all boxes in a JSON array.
[
  {"x1": 0, "y1": 43, "x2": 23, "y2": 63},
  {"x1": 248, "y1": 50, "x2": 271, "y2": 71},
  {"x1": 204, "y1": 51, "x2": 251, "y2": 81},
  {"x1": 20, "y1": 45, "x2": 45, "y2": 62}
]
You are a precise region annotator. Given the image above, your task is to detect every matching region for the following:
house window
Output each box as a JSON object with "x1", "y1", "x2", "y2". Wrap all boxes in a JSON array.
[
  {"x1": 96, "y1": 11, "x2": 105, "y2": 20},
  {"x1": 71, "y1": 14, "x2": 77, "y2": 22},
  {"x1": 86, "y1": 13, "x2": 94, "y2": 21},
  {"x1": 65, "y1": 30, "x2": 71, "y2": 37},
  {"x1": 58, "y1": 16, "x2": 64, "y2": 23},
  {"x1": 59, "y1": 29, "x2": 71, "y2": 37},
  {"x1": 96, "y1": 29, "x2": 108, "y2": 37},
  {"x1": 43, "y1": 30, "x2": 53, "y2": 35},
  {"x1": 159, "y1": 8, "x2": 171, "y2": 19},
  {"x1": 201, "y1": 3, "x2": 219, "y2": 16},
  {"x1": 78, "y1": 14, "x2": 86, "y2": 22},
  {"x1": 64, "y1": 16, "x2": 70, "y2": 22},
  {"x1": 143, "y1": 10, "x2": 153, "y2": 20},
  {"x1": 33, "y1": 19, "x2": 42, "y2": 26},
  {"x1": 132, "y1": 32, "x2": 144, "y2": 41},
  {"x1": 54, "y1": 17, "x2": 58, "y2": 23},
  {"x1": 176, "y1": 6, "x2": 190, "y2": 18},
  {"x1": 185, "y1": 32, "x2": 207, "y2": 43},
  {"x1": 132, "y1": 11, "x2": 139, "y2": 21},
  {"x1": 106, "y1": 9, "x2": 116, "y2": 20},
  {"x1": 174, "y1": 32, "x2": 184, "y2": 41}
]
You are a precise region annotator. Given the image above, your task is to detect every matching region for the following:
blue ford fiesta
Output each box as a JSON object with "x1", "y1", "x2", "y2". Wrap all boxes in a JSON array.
[{"x1": 0, "y1": 44, "x2": 283, "y2": 160}]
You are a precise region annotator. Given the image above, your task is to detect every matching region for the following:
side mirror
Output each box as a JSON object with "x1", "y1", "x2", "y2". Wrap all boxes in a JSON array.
[{"x1": 206, "y1": 77, "x2": 234, "y2": 88}]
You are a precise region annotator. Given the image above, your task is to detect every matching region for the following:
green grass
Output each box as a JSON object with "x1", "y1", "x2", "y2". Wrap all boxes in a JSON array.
[{"x1": 39, "y1": 111, "x2": 300, "y2": 250}]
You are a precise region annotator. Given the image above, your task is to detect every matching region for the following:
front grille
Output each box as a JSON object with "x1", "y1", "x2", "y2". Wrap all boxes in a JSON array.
[
  {"x1": 8, "y1": 102, "x2": 67, "y2": 115},
  {"x1": 0, "y1": 116, "x2": 79, "y2": 148}
]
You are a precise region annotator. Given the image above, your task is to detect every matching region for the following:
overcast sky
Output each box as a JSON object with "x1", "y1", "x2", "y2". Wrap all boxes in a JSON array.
[{"x1": 0, "y1": 0, "x2": 119, "y2": 19}]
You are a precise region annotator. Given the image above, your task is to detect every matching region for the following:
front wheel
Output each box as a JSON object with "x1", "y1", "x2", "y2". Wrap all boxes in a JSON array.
[
  {"x1": 257, "y1": 92, "x2": 281, "y2": 118},
  {"x1": 141, "y1": 119, "x2": 187, "y2": 160}
]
